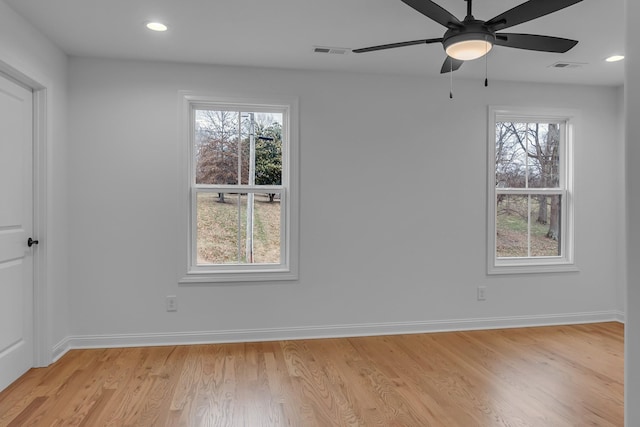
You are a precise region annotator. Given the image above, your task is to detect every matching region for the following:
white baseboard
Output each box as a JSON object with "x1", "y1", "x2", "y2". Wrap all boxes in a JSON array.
[
  {"x1": 49, "y1": 310, "x2": 622, "y2": 363},
  {"x1": 52, "y1": 337, "x2": 72, "y2": 363}
]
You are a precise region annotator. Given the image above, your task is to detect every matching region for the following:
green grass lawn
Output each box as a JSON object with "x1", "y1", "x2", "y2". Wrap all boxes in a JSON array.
[
  {"x1": 197, "y1": 193, "x2": 281, "y2": 265},
  {"x1": 496, "y1": 201, "x2": 560, "y2": 257}
]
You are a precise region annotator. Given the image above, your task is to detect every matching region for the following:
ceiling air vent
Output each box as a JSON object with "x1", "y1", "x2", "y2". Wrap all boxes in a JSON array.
[
  {"x1": 549, "y1": 61, "x2": 586, "y2": 69},
  {"x1": 313, "y1": 46, "x2": 350, "y2": 55}
]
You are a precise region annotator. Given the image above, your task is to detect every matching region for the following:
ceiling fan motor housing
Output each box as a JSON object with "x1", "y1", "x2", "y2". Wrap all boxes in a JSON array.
[{"x1": 442, "y1": 20, "x2": 496, "y2": 60}]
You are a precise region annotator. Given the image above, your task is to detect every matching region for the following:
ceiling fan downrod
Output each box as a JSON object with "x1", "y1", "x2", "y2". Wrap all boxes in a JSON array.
[{"x1": 465, "y1": 0, "x2": 473, "y2": 20}]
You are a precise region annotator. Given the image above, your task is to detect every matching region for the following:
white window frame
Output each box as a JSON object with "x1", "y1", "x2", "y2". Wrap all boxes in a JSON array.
[
  {"x1": 179, "y1": 92, "x2": 299, "y2": 284},
  {"x1": 487, "y1": 106, "x2": 577, "y2": 275}
]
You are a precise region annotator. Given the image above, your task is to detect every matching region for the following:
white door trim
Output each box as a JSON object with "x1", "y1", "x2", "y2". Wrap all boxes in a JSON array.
[
  {"x1": 32, "y1": 88, "x2": 49, "y2": 367},
  {"x1": 0, "y1": 60, "x2": 50, "y2": 367}
]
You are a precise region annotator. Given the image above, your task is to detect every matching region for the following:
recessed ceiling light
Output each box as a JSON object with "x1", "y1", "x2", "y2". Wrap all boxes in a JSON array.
[
  {"x1": 146, "y1": 22, "x2": 168, "y2": 32},
  {"x1": 605, "y1": 55, "x2": 625, "y2": 62}
]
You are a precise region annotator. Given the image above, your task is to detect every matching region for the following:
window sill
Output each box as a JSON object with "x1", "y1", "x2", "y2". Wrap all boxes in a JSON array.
[
  {"x1": 488, "y1": 261, "x2": 579, "y2": 275},
  {"x1": 179, "y1": 268, "x2": 298, "y2": 285}
]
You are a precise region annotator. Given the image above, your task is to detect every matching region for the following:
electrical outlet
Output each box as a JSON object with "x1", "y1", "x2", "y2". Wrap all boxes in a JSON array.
[
  {"x1": 166, "y1": 295, "x2": 178, "y2": 312},
  {"x1": 477, "y1": 286, "x2": 487, "y2": 301}
]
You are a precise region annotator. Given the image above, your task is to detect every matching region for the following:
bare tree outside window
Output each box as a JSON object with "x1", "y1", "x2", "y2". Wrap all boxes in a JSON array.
[{"x1": 495, "y1": 121, "x2": 562, "y2": 258}]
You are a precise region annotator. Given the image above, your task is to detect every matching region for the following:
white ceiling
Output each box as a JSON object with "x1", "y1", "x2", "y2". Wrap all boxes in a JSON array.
[{"x1": 4, "y1": 0, "x2": 625, "y2": 86}]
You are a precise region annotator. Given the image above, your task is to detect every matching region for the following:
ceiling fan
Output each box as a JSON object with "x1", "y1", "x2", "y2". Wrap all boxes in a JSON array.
[{"x1": 353, "y1": 0, "x2": 583, "y2": 74}]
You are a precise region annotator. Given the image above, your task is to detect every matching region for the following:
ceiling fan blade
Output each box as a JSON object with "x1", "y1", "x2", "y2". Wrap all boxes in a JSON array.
[
  {"x1": 353, "y1": 38, "x2": 442, "y2": 53},
  {"x1": 440, "y1": 56, "x2": 464, "y2": 74},
  {"x1": 486, "y1": 0, "x2": 583, "y2": 31},
  {"x1": 401, "y1": 0, "x2": 462, "y2": 29},
  {"x1": 495, "y1": 33, "x2": 578, "y2": 53}
]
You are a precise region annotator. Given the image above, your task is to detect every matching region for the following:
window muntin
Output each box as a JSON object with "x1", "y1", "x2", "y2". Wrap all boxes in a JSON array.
[
  {"x1": 180, "y1": 95, "x2": 298, "y2": 283},
  {"x1": 488, "y1": 108, "x2": 575, "y2": 274}
]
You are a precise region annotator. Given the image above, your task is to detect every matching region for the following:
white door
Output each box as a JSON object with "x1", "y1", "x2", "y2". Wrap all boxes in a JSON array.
[{"x1": 0, "y1": 74, "x2": 34, "y2": 391}]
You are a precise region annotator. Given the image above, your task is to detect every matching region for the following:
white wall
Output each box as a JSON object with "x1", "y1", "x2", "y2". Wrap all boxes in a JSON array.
[
  {"x1": 0, "y1": 1, "x2": 69, "y2": 363},
  {"x1": 617, "y1": 85, "x2": 627, "y2": 315},
  {"x1": 67, "y1": 57, "x2": 623, "y2": 344},
  {"x1": 626, "y1": 0, "x2": 639, "y2": 424}
]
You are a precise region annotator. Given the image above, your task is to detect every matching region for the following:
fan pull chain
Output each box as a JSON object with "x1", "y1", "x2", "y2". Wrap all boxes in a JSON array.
[
  {"x1": 484, "y1": 36, "x2": 489, "y2": 87},
  {"x1": 450, "y1": 60, "x2": 453, "y2": 99}
]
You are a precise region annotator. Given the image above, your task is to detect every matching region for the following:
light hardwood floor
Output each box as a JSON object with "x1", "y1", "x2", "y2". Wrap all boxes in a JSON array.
[{"x1": 0, "y1": 322, "x2": 623, "y2": 426}]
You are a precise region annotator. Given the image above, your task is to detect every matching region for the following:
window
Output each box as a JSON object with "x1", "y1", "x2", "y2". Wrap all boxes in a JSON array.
[
  {"x1": 179, "y1": 94, "x2": 298, "y2": 283},
  {"x1": 487, "y1": 107, "x2": 576, "y2": 274}
]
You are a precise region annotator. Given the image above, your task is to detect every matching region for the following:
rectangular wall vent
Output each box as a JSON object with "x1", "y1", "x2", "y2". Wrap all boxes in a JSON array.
[
  {"x1": 548, "y1": 62, "x2": 587, "y2": 69},
  {"x1": 313, "y1": 46, "x2": 350, "y2": 55}
]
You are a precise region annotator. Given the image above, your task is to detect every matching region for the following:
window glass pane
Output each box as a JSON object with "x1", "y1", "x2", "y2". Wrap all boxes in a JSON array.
[
  {"x1": 496, "y1": 194, "x2": 529, "y2": 257},
  {"x1": 526, "y1": 123, "x2": 561, "y2": 189},
  {"x1": 495, "y1": 122, "x2": 527, "y2": 188},
  {"x1": 196, "y1": 192, "x2": 281, "y2": 265},
  {"x1": 495, "y1": 121, "x2": 560, "y2": 189},
  {"x1": 530, "y1": 194, "x2": 561, "y2": 257},
  {"x1": 496, "y1": 194, "x2": 562, "y2": 258},
  {"x1": 253, "y1": 115, "x2": 283, "y2": 186},
  {"x1": 195, "y1": 110, "x2": 242, "y2": 185},
  {"x1": 195, "y1": 110, "x2": 283, "y2": 186}
]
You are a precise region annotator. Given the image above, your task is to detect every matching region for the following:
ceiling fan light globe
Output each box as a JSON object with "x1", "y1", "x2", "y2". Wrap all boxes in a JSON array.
[{"x1": 445, "y1": 39, "x2": 493, "y2": 61}]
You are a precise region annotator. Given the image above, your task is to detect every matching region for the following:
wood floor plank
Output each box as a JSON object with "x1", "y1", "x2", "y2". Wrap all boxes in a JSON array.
[
  {"x1": 87, "y1": 347, "x2": 166, "y2": 426},
  {"x1": 352, "y1": 335, "x2": 473, "y2": 426},
  {"x1": 282, "y1": 339, "x2": 354, "y2": 425},
  {"x1": 121, "y1": 346, "x2": 188, "y2": 426},
  {"x1": 264, "y1": 340, "x2": 319, "y2": 427},
  {"x1": 6, "y1": 396, "x2": 48, "y2": 427},
  {"x1": 430, "y1": 331, "x2": 566, "y2": 427},
  {"x1": 0, "y1": 370, "x2": 49, "y2": 425},
  {"x1": 0, "y1": 322, "x2": 624, "y2": 426}
]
